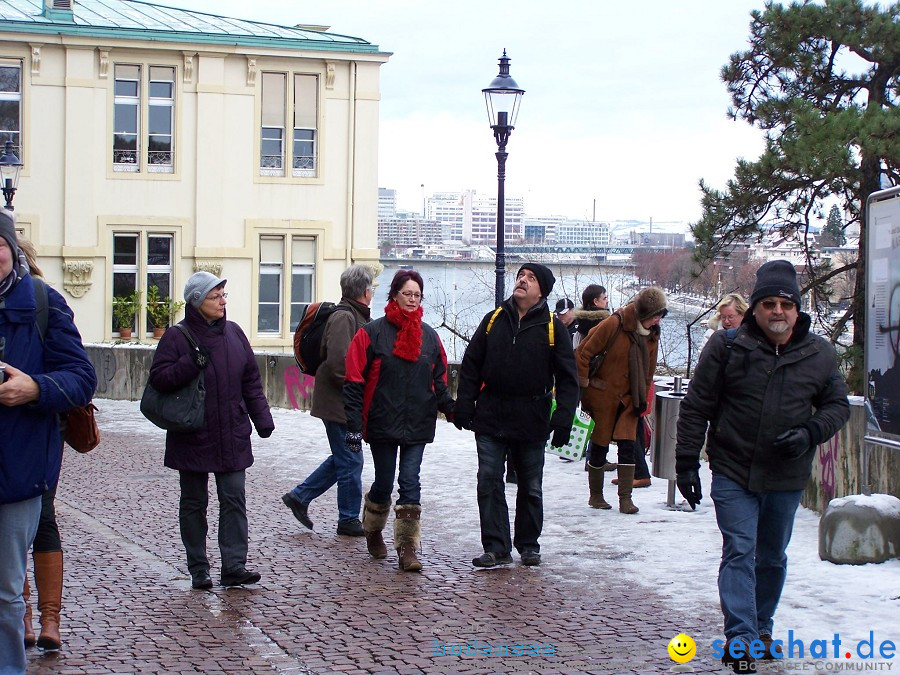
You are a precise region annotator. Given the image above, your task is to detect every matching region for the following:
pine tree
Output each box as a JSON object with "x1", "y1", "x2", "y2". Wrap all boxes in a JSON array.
[
  {"x1": 821, "y1": 205, "x2": 847, "y2": 248},
  {"x1": 692, "y1": 0, "x2": 899, "y2": 391}
]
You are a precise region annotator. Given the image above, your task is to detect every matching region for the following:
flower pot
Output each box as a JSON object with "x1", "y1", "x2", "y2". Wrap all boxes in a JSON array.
[
  {"x1": 153, "y1": 326, "x2": 166, "y2": 339},
  {"x1": 118, "y1": 327, "x2": 132, "y2": 339}
]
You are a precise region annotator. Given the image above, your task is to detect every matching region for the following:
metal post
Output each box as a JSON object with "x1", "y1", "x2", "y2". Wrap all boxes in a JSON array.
[{"x1": 494, "y1": 143, "x2": 507, "y2": 307}]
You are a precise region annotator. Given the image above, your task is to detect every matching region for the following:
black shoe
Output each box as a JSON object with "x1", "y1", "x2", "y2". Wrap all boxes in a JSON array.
[
  {"x1": 472, "y1": 551, "x2": 513, "y2": 568},
  {"x1": 282, "y1": 492, "x2": 313, "y2": 530},
  {"x1": 220, "y1": 567, "x2": 261, "y2": 587},
  {"x1": 758, "y1": 634, "x2": 783, "y2": 660},
  {"x1": 337, "y1": 518, "x2": 365, "y2": 537},
  {"x1": 520, "y1": 550, "x2": 541, "y2": 566},
  {"x1": 721, "y1": 638, "x2": 757, "y2": 673},
  {"x1": 191, "y1": 570, "x2": 213, "y2": 590}
]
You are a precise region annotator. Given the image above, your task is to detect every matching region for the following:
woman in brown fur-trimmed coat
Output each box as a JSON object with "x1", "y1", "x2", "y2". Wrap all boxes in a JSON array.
[{"x1": 575, "y1": 286, "x2": 667, "y2": 514}]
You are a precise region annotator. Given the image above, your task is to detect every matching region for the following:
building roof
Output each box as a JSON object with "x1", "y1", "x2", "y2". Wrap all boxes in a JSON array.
[{"x1": 0, "y1": 0, "x2": 384, "y2": 54}]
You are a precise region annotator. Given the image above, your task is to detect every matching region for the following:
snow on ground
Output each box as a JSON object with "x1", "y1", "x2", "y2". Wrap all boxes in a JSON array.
[{"x1": 99, "y1": 399, "x2": 900, "y2": 668}]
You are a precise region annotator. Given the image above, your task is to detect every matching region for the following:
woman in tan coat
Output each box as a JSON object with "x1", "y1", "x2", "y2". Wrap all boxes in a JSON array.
[{"x1": 576, "y1": 287, "x2": 667, "y2": 514}]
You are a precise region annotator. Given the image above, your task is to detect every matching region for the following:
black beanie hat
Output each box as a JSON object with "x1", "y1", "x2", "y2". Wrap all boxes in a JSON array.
[
  {"x1": 0, "y1": 209, "x2": 17, "y2": 254},
  {"x1": 750, "y1": 260, "x2": 801, "y2": 309},
  {"x1": 517, "y1": 263, "x2": 555, "y2": 298}
]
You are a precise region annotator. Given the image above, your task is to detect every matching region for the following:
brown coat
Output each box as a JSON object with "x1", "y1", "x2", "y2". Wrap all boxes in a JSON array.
[{"x1": 575, "y1": 302, "x2": 659, "y2": 444}]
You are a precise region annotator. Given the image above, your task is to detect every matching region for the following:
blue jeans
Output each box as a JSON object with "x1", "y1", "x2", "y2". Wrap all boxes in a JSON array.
[
  {"x1": 0, "y1": 495, "x2": 41, "y2": 675},
  {"x1": 368, "y1": 442, "x2": 425, "y2": 505},
  {"x1": 711, "y1": 471, "x2": 803, "y2": 642},
  {"x1": 475, "y1": 434, "x2": 546, "y2": 555},
  {"x1": 292, "y1": 420, "x2": 363, "y2": 522}
]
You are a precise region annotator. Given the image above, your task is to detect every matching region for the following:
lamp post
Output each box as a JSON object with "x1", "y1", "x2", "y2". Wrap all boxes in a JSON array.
[
  {"x1": 0, "y1": 141, "x2": 23, "y2": 210},
  {"x1": 483, "y1": 50, "x2": 524, "y2": 307}
]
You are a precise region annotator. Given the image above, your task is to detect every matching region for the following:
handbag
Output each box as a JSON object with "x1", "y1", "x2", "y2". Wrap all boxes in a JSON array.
[
  {"x1": 140, "y1": 324, "x2": 206, "y2": 432},
  {"x1": 63, "y1": 403, "x2": 101, "y2": 453},
  {"x1": 544, "y1": 401, "x2": 595, "y2": 460},
  {"x1": 587, "y1": 314, "x2": 623, "y2": 380}
]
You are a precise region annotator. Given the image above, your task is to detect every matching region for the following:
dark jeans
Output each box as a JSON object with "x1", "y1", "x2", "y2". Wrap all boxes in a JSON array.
[
  {"x1": 32, "y1": 485, "x2": 61, "y2": 553},
  {"x1": 291, "y1": 420, "x2": 364, "y2": 522},
  {"x1": 368, "y1": 442, "x2": 426, "y2": 505},
  {"x1": 634, "y1": 417, "x2": 651, "y2": 480},
  {"x1": 178, "y1": 470, "x2": 248, "y2": 575},
  {"x1": 475, "y1": 434, "x2": 545, "y2": 555}
]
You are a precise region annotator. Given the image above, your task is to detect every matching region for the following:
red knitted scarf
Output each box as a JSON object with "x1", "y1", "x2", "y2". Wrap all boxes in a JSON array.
[{"x1": 384, "y1": 300, "x2": 423, "y2": 362}]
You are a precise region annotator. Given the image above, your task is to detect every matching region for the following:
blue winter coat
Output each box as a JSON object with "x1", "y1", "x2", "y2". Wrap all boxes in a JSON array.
[
  {"x1": 148, "y1": 304, "x2": 274, "y2": 473},
  {"x1": 0, "y1": 274, "x2": 97, "y2": 504}
]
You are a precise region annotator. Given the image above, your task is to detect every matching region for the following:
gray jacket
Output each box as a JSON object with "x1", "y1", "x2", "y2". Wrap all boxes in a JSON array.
[
  {"x1": 310, "y1": 297, "x2": 370, "y2": 423},
  {"x1": 675, "y1": 312, "x2": 850, "y2": 492}
]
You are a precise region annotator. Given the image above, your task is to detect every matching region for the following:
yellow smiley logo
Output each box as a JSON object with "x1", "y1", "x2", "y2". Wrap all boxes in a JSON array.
[{"x1": 667, "y1": 633, "x2": 697, "y2": 663}]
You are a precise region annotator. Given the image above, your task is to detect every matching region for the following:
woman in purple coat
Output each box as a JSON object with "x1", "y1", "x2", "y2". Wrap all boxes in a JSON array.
[{"x1": 148, "y1": 272, "x2": 274, "y2": 589}]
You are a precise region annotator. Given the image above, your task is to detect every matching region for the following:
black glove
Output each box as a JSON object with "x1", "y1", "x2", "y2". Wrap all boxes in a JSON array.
[
  {"x1": 192, "y1": 345, "x2": 212, "y2": 369},
  {"x1": 676, "y1": 469, "x2": 702, "y2": 510},
  {"x1": 258, "y1": 426, "x2": 274, "y2": 439},
  {"x1": 345, "y1": 431, "x2": 363, "y2": 453},
  {"x1": 453, "y1": 413, "x2": 473, "y2": 431},
  {"x1": 551, "y1": 426, "x2": 571, "y2": 448},
  {"x1": 773, "y1": 427, "x2": 811, "y2": 459}
]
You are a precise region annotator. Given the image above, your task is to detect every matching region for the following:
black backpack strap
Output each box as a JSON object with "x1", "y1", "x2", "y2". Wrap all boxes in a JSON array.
[{"x1": 32, "y1": 276, "x2": 49, "y2": 343}]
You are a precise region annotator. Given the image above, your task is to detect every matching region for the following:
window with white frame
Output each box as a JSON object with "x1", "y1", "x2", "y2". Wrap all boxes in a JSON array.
[
  {"x1": 0, "y1": 59, "x2": 22, "y2": 155},
  {"x1": 112, "y1": 232, "x2": 174, "y2": 335},
  {"x1": 258, "y1": 235, "x2": 316, "y2": 335},
  {"x1": 260, "y1": 72, "x2": 318, "y2": 177},
  {"x1": 114, "y1": 64, "x2": 175, "y2": 173}
]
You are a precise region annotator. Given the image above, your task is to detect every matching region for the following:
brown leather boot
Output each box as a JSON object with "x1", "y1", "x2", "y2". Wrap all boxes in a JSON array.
[
  {"x1": 393, "y1": 505, "x2": 422, "y2": 572},
  {"x1": 362, "y1": 493, "x2": 391, "y2": 559},
  {"x1": 34, "y1": 550, "x2": 63, "y2": 650},
  {"x1": 617, "y1": 465, "x2": 639, "y2": 514},
  {"x1": 587, "y1": 464, "x2": 612, "y2": 509},
  {"x1": 23, "y1": 576, "x2": 36, "y2": 647}
]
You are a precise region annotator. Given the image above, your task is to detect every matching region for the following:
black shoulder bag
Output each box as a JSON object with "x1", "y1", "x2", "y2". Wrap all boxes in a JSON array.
[{"x1": 140, "y1": 324, "x2": 206, "y2": 432}]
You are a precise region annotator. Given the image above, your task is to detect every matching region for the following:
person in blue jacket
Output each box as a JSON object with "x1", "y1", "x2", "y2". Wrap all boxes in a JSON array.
[{"x1": 0, "y1": 210, "x2": 96, "y2": 674}]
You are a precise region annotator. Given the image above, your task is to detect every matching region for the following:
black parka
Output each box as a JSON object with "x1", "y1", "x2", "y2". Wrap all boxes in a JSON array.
[{"x1": 675, "y1": 312, "x2": 850, "y2": 492}]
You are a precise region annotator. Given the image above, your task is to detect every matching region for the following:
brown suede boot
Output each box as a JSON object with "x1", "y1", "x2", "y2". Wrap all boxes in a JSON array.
[
  {"x1": 617, "y1": 465, "x2": 639, "y2": 514},
  {"x1": 23, "y1": 576, "x2": 36, "y2": 647},
  {"x1": 362, "y1": 493, "x2": 391, "y2": 559},
  {"x1": 587, "y1": 464, "x2": 612, "y2": 509},
  {"x1": 34, "y1": 550, "x2": 63, "y2": 650},
  {"x1": 394, "y1": 505, "x2": 422, "y2": 572}
]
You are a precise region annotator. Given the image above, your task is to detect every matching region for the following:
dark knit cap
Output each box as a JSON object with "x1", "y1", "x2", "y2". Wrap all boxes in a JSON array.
[
  {"x1": 554, "y1": 298, "x2": 575, "y2": 315},
  {"x1": 0, "y1": 209, "x2": 17, "y2": 253},
  {"x1": 635, "y1": 286, "x2": 668, "y2": 321},
  {"x1": 517, "y1": 263, "x2": 555, "y2": 298},
  {"x1": 750, "y1": 260, "x2": 801, "y2": 309}
]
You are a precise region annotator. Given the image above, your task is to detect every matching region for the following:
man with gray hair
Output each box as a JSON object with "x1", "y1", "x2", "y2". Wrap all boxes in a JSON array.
[{"x1": 283, "y1": 264, "x2": 375, "y2": 536}]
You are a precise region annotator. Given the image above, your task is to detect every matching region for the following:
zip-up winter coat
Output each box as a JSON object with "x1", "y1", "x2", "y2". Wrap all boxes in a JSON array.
[
  {"x1": 343, "y1": 315, "x2": 453, "y2": 444},
  {"x1": 455, "y1": 298, "x2": 579, "y2": 441},
  {"x1": 149, "y1": 304, "x2": 274, "y2": 473},
  {"x1": 675, "y1": 312, "x2": 850, "y2": 492},
  {"x1": 0, "y1": 273, "x2": 96, "y2": 504},
  {"x1": 574, "y1": 307, "x2": 610, "y2": 342},
  {"x1": 576, "y1": 302, "x2": 659, "y2": 445},
  {"x1": 310, "y1": 297, "x2": 370, "y2": 424}
]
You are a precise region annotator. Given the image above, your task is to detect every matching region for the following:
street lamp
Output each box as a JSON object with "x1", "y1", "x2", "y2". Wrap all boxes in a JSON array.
[
  {"x1": 0, "y1": 141, "x2": 23, "y2": 210},
  {"x1": 483, "y1": 50, "x2": 524, "y2": 306}
]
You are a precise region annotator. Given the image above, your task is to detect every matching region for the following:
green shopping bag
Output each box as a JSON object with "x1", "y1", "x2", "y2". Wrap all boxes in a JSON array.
[{"x1": 544, "y1": 400, "x2": 594, "y2": 460}]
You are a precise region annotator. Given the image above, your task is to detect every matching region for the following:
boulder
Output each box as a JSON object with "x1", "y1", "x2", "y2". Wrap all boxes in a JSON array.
[{"x1": 819, "y1": 493, "x2": 900, "y2": 564}]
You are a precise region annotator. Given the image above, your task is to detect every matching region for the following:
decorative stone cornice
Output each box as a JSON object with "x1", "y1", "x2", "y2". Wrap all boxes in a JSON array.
[
  {"x1": 30, "y1": 45, "x2": 41, "y2": 76},
  {"x1": 183, "y1": 53, "x2": 194, "y2": 83},
  {"x1": 98, "y1": 49, "x2": 110, "y2": 78},
  {"x1": 193, "y1": 260, "x2": 223, "y2": 277},
  {"x1": 325, "y1": 61, "x2": 335, "y2": 89},
  {"x1": 62, "y1": 259, "x2": 94, "y2": 298},
  {"x1": 246, "y1": 57, "x2": 257, "y2": 86}
]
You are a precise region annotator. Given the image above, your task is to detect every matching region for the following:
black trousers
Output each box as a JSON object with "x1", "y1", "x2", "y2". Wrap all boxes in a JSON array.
[{"x1": 178, "y1": 470, "x2": 248, "y2": 575}]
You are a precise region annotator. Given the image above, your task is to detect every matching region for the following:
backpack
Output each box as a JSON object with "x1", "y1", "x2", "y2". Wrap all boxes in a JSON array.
[
  {"x1": 292, "y1": 301, "x2": 351, "y2": 376},
  {"x1": 485, "y1": 306, "x2": 555, "y2": 346}
]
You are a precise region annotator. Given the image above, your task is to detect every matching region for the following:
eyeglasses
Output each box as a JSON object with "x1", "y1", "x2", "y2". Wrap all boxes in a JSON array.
[
  {"x1": 760, "y1": 299, "x2": 796, "y2": 311},
  {"x1": 205, "y1": 292, "x2": 228, "y2": 302},
  {"x1": 398, "y1": 291, "x2": 422, "y2": 300},
  {"x1": 366, "y1": 286, "x2": 376, "y2": 293}
]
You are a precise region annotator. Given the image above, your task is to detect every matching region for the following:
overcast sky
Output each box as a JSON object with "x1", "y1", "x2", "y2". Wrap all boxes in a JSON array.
[{"x1": 161, "y1": 0, "x2": 769, "y2": 225}]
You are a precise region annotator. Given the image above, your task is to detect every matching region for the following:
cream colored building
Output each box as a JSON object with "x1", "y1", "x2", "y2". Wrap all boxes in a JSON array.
[{"x1": 0, "y1": 0, "x2": 388, "y2": 348}]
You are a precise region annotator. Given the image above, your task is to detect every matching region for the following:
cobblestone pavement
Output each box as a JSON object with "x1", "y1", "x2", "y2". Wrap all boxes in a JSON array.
[{"x1": 24, "y1": 404, "x2": 742, "y2": 675}]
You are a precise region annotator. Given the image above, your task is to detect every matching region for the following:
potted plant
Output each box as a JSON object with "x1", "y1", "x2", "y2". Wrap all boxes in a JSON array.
[
  {"x1": 146, "y1": 285, "x2": 185, "y2": 338},
  {"x1": 113, "y1": 290, "x2": 141, "y2": 339}
]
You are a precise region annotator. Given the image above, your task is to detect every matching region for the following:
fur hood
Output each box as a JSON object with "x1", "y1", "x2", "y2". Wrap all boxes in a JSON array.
[{"x1": 574, "y1": 308, "x2": 610, "y2": 322}]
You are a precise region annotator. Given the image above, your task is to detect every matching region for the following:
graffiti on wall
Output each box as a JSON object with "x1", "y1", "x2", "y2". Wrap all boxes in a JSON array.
[
  {"x1": 817, "y1": 435, "x2": 839, "y2": 509},
  {"x1": 284, "y1": 364, "x2": 315, "y2": 410}
]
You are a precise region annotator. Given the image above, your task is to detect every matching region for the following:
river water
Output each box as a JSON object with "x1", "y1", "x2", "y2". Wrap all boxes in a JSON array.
[{"x1": 373, "y1": 260, "x2": 710, "y2": 373}]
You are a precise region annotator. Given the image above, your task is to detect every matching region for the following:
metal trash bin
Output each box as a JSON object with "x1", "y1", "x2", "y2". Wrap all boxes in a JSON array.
[{"x1": 652, "y1": 376, "x2": 687, "y2": 481}]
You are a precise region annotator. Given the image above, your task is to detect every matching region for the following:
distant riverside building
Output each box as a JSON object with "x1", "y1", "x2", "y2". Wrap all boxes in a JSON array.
[
  {"x1": 378, "y1": 187, "x2": 397, "y2": 219},
  {"x1": 556, "y1": 220, "x2": 611, "y2": 246},
  {"x1": 424, "y1": 190, "x2": 523, "y2": 244},
  {"x1": 0, "y1": 0, "x2": 388, "y2": 349},
  {"x1": 377, "y1": 217, "x2": 443, "y2": 247}
]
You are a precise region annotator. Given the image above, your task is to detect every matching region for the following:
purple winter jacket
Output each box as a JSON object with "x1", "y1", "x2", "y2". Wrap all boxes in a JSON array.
[{"x1": 148, "y1": 304, "x2": 274, "y2": 473}]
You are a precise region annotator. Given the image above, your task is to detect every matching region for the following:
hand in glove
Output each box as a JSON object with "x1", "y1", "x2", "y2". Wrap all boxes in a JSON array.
[
  {"x1": 192, "y1": 345, "x2": 212, "y2": 369},
  {"x1": 550, "y1": 426, "x2": 571, "y2": 448},
  {"x1": 453, "y1": 413, "x2": 473, "y2": 431},
  {"x1": 345, "y1": 431, "x2": 363, "y2": 453},
  {"x1": 773, "y1": 427, "x2": 811, "y2": 459},
  {"x1": 257, "y1": 426, "x2": 274, "y2": 439},
  {"x1": 676, "y1": 469, "x2": 702, "y2": 510}
]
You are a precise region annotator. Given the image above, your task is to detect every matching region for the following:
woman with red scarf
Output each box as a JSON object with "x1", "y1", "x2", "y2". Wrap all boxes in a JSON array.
[{"x1": 343, "y1": 269, "x2": 454, "y2": 571}]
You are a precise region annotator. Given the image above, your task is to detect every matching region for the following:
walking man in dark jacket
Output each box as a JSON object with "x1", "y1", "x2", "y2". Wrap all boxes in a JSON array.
[
  {"x1": 675, "y1": 260, "x2": 850, "y2": 673},
  {"x1": 455, "y1": 263, "x2": 579, "y2": 567},
  {"x1": 282, "y1": 264, "x2": 374, "y2": 536}
]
